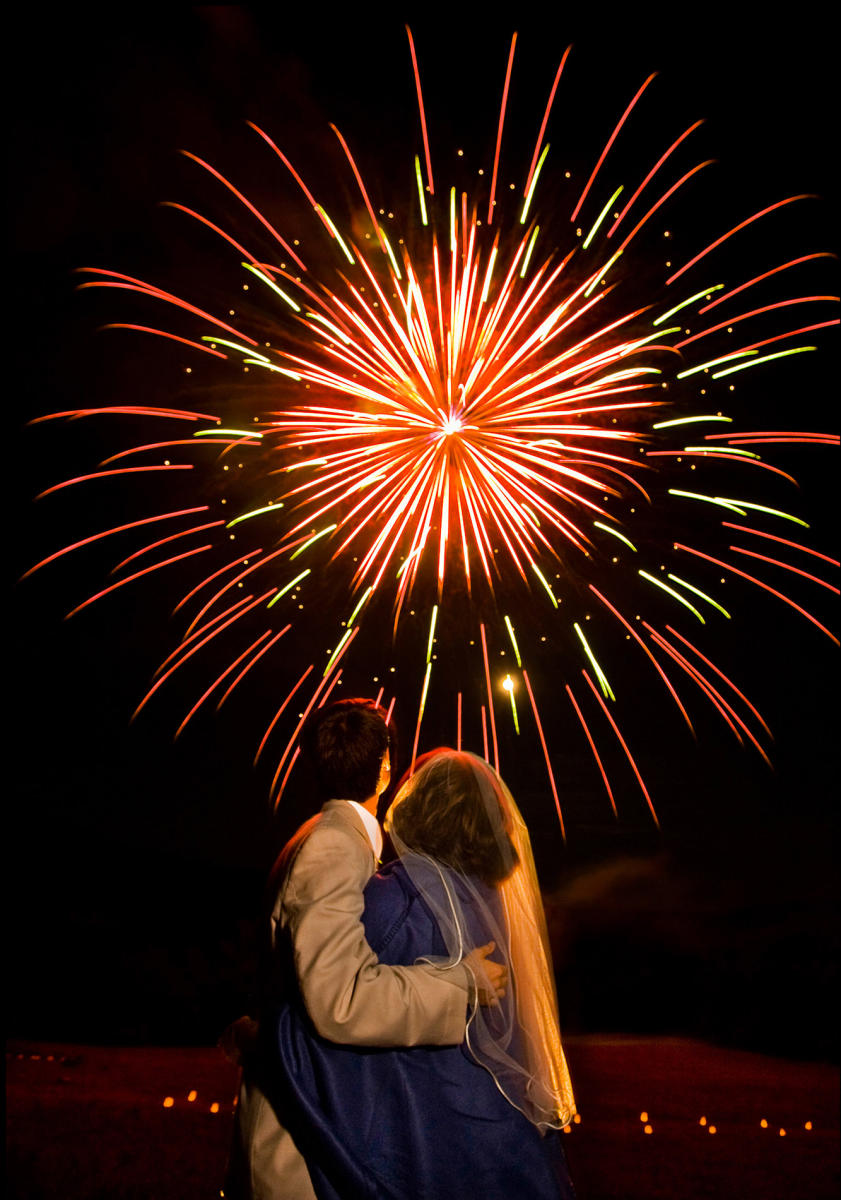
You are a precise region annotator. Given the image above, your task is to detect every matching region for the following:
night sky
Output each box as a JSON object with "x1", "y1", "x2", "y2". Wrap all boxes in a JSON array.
[{"x1": 10, "y1": 8, "x2": 837, "y2": 1056}]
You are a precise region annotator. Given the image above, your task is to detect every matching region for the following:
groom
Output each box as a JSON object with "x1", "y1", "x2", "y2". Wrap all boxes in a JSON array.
[{"x1": 226, "y1": 698, "x2": 507, "y2": 1199}]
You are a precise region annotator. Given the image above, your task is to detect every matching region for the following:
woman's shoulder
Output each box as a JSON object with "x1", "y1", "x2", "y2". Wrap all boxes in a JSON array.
[
  {"x1": 362, "y1": 860, "x2": 443, "y2": 959},
  {"x1": 363, "y1": 859, "x2": 417, "y2": 910}
]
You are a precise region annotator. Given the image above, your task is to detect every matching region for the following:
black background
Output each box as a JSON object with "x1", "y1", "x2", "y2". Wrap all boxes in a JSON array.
[{"x1": 9, "y1": 7, "x2": 837, "y2": 1056}]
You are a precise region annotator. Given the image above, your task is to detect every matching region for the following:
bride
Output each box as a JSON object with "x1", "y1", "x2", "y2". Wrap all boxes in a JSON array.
[{"x1": 268, "y1": 749, "x2": 577, "y2": 1199}]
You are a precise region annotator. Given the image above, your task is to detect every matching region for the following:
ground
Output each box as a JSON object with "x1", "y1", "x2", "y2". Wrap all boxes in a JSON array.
[{"x1": 6, "y1": 1036, "x2": 838, "y2": 1199}]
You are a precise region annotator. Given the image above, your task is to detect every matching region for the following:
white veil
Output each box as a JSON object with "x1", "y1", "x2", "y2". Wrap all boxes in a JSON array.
[{"x1": 384, "y1": 750, "x2": 576, "y2": 1130}]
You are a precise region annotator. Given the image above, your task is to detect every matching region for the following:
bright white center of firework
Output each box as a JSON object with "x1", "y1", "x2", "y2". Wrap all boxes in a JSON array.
[
  {"x1": 503, "y1": 675, "x2": 514, "y2": 692},
  {"x1": 441, "y1": 415, "x2": 464, "y2": 436}
]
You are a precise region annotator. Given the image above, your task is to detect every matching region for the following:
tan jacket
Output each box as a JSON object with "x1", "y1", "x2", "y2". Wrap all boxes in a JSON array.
[{"x1": 228, "y1": 799, "x2": 471, "y2": 1198}]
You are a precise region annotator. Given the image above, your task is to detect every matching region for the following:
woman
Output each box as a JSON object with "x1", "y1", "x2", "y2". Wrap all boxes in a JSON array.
[{"x1": 269, "y1": 750, "x2": 576, "y2": 1200}]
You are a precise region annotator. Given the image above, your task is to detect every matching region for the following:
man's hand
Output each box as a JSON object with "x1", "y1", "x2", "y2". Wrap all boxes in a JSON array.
[{"x1": 464, "y1": 940, "x2": 508, "y2": 1006}]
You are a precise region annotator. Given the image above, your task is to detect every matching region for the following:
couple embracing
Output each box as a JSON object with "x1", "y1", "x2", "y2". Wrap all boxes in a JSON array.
[{"x1": 225, "y1": 698, "x2": 576, "y2": 1199}]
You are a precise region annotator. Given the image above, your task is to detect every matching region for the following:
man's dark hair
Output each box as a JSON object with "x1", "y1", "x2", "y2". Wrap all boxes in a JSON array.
[{"x1": 301, "y1": 698, "x2": 392, "y2": 802}]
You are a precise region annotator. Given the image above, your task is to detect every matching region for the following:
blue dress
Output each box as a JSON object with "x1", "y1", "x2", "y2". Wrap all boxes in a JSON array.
[{"x1": 269, "y1": 860, "x2": 575, "y2": 1200}]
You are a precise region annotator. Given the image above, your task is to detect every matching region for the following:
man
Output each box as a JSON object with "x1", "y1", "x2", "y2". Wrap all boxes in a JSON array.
[{"x1": 226, "y1": 698, "x2": 507, "y2": 1199}]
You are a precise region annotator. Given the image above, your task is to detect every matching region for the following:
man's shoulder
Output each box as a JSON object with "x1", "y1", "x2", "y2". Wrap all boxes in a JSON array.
[{"x1": 282, "y1": 801, "x2": 369, "y2": 871}]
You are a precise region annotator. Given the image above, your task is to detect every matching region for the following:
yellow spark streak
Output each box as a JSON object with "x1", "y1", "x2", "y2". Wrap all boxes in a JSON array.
[
  {"x1": 426, "y1": 604, "x2": 439, "y2": 663},
  {"x1": 582, "y1": 185, "x2": 624, "y2": 250},
  {"x1": 201, "y1": 337, "x2": 272, "y2": 360},
  {"x1": 306, "y1": 311, "x2": 353, "y2": 344},
  {"x1": 532, "y1": 563, "x2": 559, "y2": 608},
  {"x1": 346, "y1": 585, "x2": 372, "y2": 627},
  {"x1": 711, "y1": 345, "x2": 816, "y2": 378},
  {"x1": 315, "y1": 205, "x2": 356, "y2": 264},
  {"x1": 669, "y1": 489, "x2": 747, "y2": 514},
  {"x1": 593, "y1": 521, "x2": 637, "y2": 551},
  {"x1": 243, "y1": 360, "x2": 303, "y2": 380},
  {"x1": 519, "y1": 226, "x2": 540, "y2": 279},
  {"x1": 481, "y1": 246, "x2": 499, "y2": 303},
  {"x1": 266, "y1": 568, "x2": 310, "y2": 608},
  {"x1": 670, "y1": 491, "x2": 809, "y2": 526},
  {"x1": 241, "y1": 263, "x2": 302, "y2": 311},
  {"x1": 290, "y1": 523, "x2": 338, "y2": 560},
  {"x1": 323, "y1": 625, "x2": 355, "y2": 676},
  {"x1": 450, "y1": 187, "x2": 457, "y2": 254},
  {"x1": 396, "y1": 548, "x2": 422, "y2": 579},
  {"x1": 194, "y1": 428, "x2": 263, "y2": 439},
  {"x1": 520, "y1": 143, "x2": 549, "y2": 224},
  {"x1": 286, "y1": 458, "x2": 328, "y2": 471},
  {"x1": 652, "y1": 415, "x2": 732, "y2": 428},
  {"x1": 414, "y1": 155, "x2": 429, "y2": 226},
  {"x1": 682, "y1": 445, "x2": 760, "y2": 458},
  {"x1": 583, "y1": 248, "x2": 623, "y2": 298},
  {"x1": 639, "y1": 568, "x2": 705, "y2": 623},
  {"x1": 667, "y1": 573, "x2": 731, "y2": 618},
  {"x1": 417, "y1": 659, "x2": 433, "y2": 726},
  {"x1": 378, "y1": 227, "x2": 403, "y2": 280},
  {"x1": 653, "y1": 284, "x2": 723, "y2": 326},
  {"x1": 504, "y1": 615, "x2": 522, "y2": 667},
  {"x1": 574, "y1": 622, "x2": 615, "y2": 701},
  {"x1": 226, "y1": 501, "x2": 284, "y2": 528},
  {"x1": 677, "y1": 351, "x2": 757, "y2": 379}
]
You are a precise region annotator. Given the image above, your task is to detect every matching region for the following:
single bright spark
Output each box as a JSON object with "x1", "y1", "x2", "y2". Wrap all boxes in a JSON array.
[{"x1": 503, "y1": 674, "x2": 520, "y2": 734}]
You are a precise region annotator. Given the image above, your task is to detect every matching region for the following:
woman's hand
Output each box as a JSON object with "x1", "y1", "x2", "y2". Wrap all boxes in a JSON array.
[{"x1": 464, "y1": 941, "x2": 508, "y2": 1005}]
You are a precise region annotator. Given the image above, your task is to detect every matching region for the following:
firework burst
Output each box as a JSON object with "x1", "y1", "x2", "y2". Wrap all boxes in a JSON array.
[{"x1": 26, "y1": 29, "x2": 838, "y2": 835}]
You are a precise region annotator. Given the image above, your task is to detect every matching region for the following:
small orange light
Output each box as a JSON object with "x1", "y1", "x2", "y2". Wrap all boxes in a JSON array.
[
  {"x1": 573, "y1": 1114, "x2": 581, "y2": 1124},
  {"x1": 640, "y1": 1111, "x2": 648, "y2": 1122},
  {"x1": 163, "y1": 1097, "x2": 174, "y2": 1108},
  {"x1": 699, "y1": 1116, "x2": 707, "y2": 1126},
  {"x1": 760, "y1": 1119, "x2": 768, "y2": 1129},
  {"x1": 563, "y1": 1124, "x2": 571, "y2": 1134},
  {"x1": 708, "y1": 1126, "x2": 717, "y2": 1135},
  {"x1": 644, "y1": 1125, "x2": 653, "y2": 1135},
  {"x1": 804, "y1": 1121, "x2": 813, "y2": 1131},
  {"x1": 779, "y1": 1129, "x2": 786, "y2": 1137},
  {"x1": 188, "y1": 1090, "x2": 197, "y2": 1102},
  {"x1": 210, "y1": 1102, "x2": 220, "y2": 1114}
]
